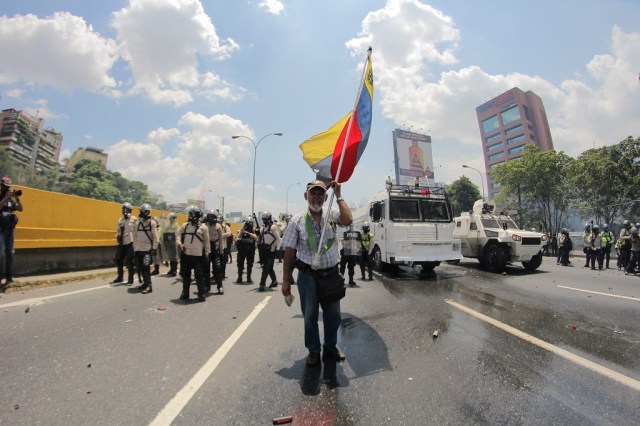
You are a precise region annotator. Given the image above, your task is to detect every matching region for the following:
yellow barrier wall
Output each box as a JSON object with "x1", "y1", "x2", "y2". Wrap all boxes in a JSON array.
[{"x1": 12, "y1": 185, "x2": 189, "y2": 249}]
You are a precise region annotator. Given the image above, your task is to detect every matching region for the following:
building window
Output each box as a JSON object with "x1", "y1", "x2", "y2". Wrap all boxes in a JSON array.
[
  {"x1": 490, "y1": 161, "x2": 505, "y2": 168},
  {"x1": 501, "y1": 105, "x2": 521, "y2": 125},
  {"x1": 505, "y1": 124, "x2": 523, "y2": 135},
  {"x1": 482, "y1": 115, "x2": 499, "y2": 133},
  {"x1": 488, "y1": 151, "x2": 504, "y2": 160},
  {"x1": 530, "y1": 133, "x2": 536, "y2": 141},
  {"x1": 487, "y1": 142, "x2": 503, "y2": 152},
  {"x1": 485, "y1": 133, "x2": 501, "y2": 143},
  {"x1": 524, "y1": 105, "x2": 531, "y2": 121},
  {"x1": 507, "y1": 134, "x2": 525, "y2": 145},
  {"x1": 509, "y1": 145, "x2": 526, "y2": 155}
]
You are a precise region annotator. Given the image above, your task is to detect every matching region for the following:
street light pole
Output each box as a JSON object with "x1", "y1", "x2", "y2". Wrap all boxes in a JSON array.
[
  {"x1": 286, "y1": 182, "x2": 301, "y2": 215},
  {"x1": 462, "y1": 165, "x2": 486, "y2": 201},
  {"x1": 231, "y1": 132, "x2": 283, "y2": 219}
]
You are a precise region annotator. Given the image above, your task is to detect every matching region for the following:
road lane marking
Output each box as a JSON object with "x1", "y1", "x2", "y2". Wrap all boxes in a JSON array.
[
  {"x1": 149, "y1": 296, "x2": 272, "y2": 426},
  {"x1": 0, "y1": 285, "x2": 110, "y2": 308},
  {"x1": 557, "y1": 285, "x2": 639, "y2": 302},
  {"x1": 445, "y1": 299, "x2": 640, "y2": 392}
]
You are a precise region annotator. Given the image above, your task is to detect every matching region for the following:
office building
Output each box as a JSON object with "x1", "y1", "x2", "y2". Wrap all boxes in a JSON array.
[
  {"x1": 0, "y1": 108, "x2": 63, "y2": 175},
  {"x1": 66, "y1": 147, "x2": 108, "y2": 171},
  {"x1": 475, "y1": 88, "x2": 554, "y2": 200}
]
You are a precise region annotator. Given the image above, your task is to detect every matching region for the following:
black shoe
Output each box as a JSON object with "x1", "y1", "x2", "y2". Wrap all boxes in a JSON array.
[
  {"x1": 167, "y1": 271, "x2": 176, "y2": 277},
  {"x1": 247, "y1": 278, "x2": 253, "y2": 284},
  {"x1": 361, "y1": 276, "x2": 366, "y2": 280},
  {"x1": 306, "y1": 352, "x2": 320, "y2": 367},
  {"x1": 141, "y1": 286, "x2": 152, "y2": 294},
  {"x1": 269, "y1": 281, "x2": 278, "y2": 288},
  {"x1": 150, "y1": 269, "x2": 159, "y2": 276},
  {"x1": 111, "y1": 277, "x2": 124, "y2": 284},
  {"x1": 323, "y1": 346, "x2": 346, "y2": 362},
  {"x1": 197, "y1": 295, "x2": 206, "y2": 302},
  {"x1": 179, "y1": 292, "x2": 189, "y2": 301},
  {"x1": 368, "y1": 275, "x2": 373, "y2": 281},
  {"x1": 236, "y1": 277, "x2": 242, "y2": 284},
  {"x1": 205, "y1": 285, "x2": 211, "y2": 293},
  {"x1": 349, "y1": 280, "x2": 356, "y2": 286},
  {"x1": 258, "y1": 285, "x2": 266, "y2": 292},
  {"x1": 217, "y1": 285, "x2": 224, "y2": 294},
  {"x1": 134, "y1": 285, "x2": 146, "y2": 292}
]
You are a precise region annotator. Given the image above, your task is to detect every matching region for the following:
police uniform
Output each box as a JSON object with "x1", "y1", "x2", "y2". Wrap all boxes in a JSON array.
[
  {"x1": 178, "y1": 220, "x2": 210, "y2": 301},
  {"x1": 159, "y1": 215, "x2": 180, "y2": 276},
  {"x1": 340, "y1": 228, "x2": 360, "y2": 285},
  {"x1": 0, "y1": 178, "x2": 22, "y2": 285},
  {"x1": 206, "y1": 220, "x2": 224, "y2": 293},
  {"x1": 236, "y1": 223, "x2": 258, "y2": 283},
  {"x1": 133, "y1": 216, "x2": 159, "y2": 293},
  {"x1": 258, "y1": 221, "x2": 281, "y2": 291},
  {"x1": 360, "y1": 230, "x2": 375, "y2": 280},
  {"x1": 114, "y1": 213, "x2": 137, "y2": 284}
]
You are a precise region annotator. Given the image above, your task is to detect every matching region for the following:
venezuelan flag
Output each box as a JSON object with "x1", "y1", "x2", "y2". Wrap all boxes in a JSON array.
[{"x1": 300, "y1": 49, "x2": 373, "y2": 183}]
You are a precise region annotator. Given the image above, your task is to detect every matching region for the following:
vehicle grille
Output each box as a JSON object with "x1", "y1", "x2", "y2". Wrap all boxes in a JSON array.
[
  {"x1": 407, "y1": 228, "x2": 438, "y2": 241},
  {"x1": 522, "y1": 237, "x2": 541, "y2": 245}
]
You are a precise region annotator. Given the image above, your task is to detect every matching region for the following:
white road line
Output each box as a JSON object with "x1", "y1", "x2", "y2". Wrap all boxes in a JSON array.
[
  {"x1": 557, "y1": 285, "x2": 640, "y2": 302},
  {"x1": 0, "y1": 285, "x2": 110, "y2": 308},
  {"x1": 445, "y1": 299, "x2": 640, "y2": 392},
  {"x1": 149, "y1": 296, "x2": 272, "y2": 426}
]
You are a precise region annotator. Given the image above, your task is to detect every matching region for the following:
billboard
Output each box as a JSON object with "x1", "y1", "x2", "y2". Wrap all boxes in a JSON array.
[{"x1": 392, "y1": 129, "x2": 434, "y2": 185}]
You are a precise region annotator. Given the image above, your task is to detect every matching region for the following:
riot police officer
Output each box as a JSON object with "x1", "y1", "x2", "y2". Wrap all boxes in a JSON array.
[
  {"x1": 204, "y1": 209, "x2": 224, "y2": 294},
  {"x1": 619, "y1": 220, "x2": 632, "y2": 270},
  {"x1": 236, "y1": 217, "x2": 258, "y2": 284},
  {"x1": 258, "y1": 211, "x2": 281, "y2": 291},
  {"x1": 159, "y1": 212, "x2": 179, "y2": 276},
  {"x1": 113, "y1": 202, "x2": 137, "y2": 285},
  {"x1": 582, "y1": 223, "x2": 592, "y2": 268},
  {"x1": 133, "y1": 204, "x2": 159, "y2": 294},
  {"x1": 360, "y1": 222, "x2": 374, "y2": 280},
  {"x1": 177, "y1": 206, "x2": 210, "y2": 302}
]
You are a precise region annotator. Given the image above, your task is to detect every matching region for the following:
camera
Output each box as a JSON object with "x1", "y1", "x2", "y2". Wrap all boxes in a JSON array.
[{"x1": 11, "y1": 189, "x2": 22, "y2": 197}]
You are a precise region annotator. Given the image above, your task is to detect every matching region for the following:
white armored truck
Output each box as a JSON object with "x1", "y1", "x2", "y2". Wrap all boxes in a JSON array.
[
  {"x1": 452, "y1": 199, "x2": 547, "y2": 272},
  {"x1": 352, "y1": 180, "x2": 462, "y2": 274}
]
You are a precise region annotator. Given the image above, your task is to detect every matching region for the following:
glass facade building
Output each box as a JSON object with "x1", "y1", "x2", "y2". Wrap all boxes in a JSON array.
[{"x1": 475, "y1": 88, "x2": 554, "y2": 200}]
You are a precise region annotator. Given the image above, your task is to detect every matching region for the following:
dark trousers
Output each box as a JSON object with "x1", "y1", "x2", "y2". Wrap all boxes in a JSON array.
[
  {"x1": 340, "y1": 254, "x2": 356, "y2": 280},
  {"x1": 207, "y1": 242, "x2": 223, "y2": 286},
  {"x1": 603, "y1": 245, "x2": 612, "y2": 268},
  {"x1": 259, "y1": 251, "x2": 277, "y2": 286},
  {"x1": 115, "y1": 243, "x2": 135, "y2": 282},
  {"x1": 134, "y1": 251, "x2": 152, "y2": 287},
  {"x1": 0, "y1": 228, "x2": 15, "y2": 281},
  {"x1": 620, "y1": 245, "x2": 631, "y2": 269},
  {"x1": 182, "y1": 255, "x2": 207, "y2": 297},
  {"x1": 584, "y1": 248, "x2": 592, "y2": 266},
  {"x1": 626, "y1": 250, "x2": 639, "y2": 274},
  {"x1": 360, "y1": 251, "x2": 373, "y2": 278},
  {"x1": 237, "y1": 245, "x2": 255, "y2": 279},
  {"x1": 560, "y1": 246, "x2": 570, "y2": 265},
  {"x1": 589, "y1": 249, "x2": 602, "y2": 269}
]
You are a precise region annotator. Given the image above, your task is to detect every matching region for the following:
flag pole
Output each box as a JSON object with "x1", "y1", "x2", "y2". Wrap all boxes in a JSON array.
[{"x1": 312, "y1": 47, "x2": 372, "y2": 269}]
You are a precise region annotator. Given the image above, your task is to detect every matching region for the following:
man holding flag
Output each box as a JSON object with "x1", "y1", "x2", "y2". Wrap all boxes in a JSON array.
[{"x1": 282, "y1": 48, "x2": 373, "y2": 367}]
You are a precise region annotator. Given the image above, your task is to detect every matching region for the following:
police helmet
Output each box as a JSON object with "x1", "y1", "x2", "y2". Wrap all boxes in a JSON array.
[
  {"x1": 631, "y1": 226, "x2": 638, "y2": 235},
  {"x1": 584, "y1": 222, "x2": 591, "y2": 230},
  {"x1": 217, "y1": 214, "x2": 224, "y2": 223},
  {"x1": 262, "y1": 211, "x2": 273, "y2": 225},
  {"x1": 122, "y1": 202, "x2": 133, "y2": 216},
  {"x1": 624, "y1": 220, "x2": 631, "y2": 228},
  {"x1": 205, "y1": 209, "x2": 218, "y2": 224},
  {"x1": 168, "y1": 212, "x2": 177, "y2": 220},
  {"x1": 139, "y1": 204, "x2": 152, "y2": 219},
  {"x1": 592, "y1": 224, "x2": 600, "y2": 232},
  {"x1": 362, "y1": 221, "x2": 370, "y2": 231},
  {"x1": 636, "y1": 223, "x2": 640, "y2": 229},
  {"x1": 603, "y1": 223, "x2": 609, "y2": 231},
  {"x1": 187, "y1": 205, "x2": 202, "y2": 223}
]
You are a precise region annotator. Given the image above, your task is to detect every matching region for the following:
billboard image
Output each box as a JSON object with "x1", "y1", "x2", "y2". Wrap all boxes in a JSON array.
[{"x1": 393, "y1": 129, "x2": 434, "y2": 185}]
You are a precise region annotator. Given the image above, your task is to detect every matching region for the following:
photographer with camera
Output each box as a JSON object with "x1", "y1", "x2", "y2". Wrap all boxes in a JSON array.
[{"x1": 0, "y1": 176, "x2": 23, "y2": 287}]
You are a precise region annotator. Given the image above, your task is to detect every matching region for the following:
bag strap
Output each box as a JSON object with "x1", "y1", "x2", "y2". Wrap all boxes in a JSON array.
[{"x1": 304, "y1": 211, "x2": 335, "y2": 254}]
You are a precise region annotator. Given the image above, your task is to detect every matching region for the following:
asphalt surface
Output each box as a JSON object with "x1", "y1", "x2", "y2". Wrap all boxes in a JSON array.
[{"x1": 0, "y1": 256, "x2": 639, "y2": 425}]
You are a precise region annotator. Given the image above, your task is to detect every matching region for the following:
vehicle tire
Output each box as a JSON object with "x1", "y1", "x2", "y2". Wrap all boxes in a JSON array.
[
  {"x1": 446, "y1": 259, "x2": 460, "y2": 265},
  {"x1": 522, "y1": 253, "x2": 543, "y2": 271},
  {"x1": 420, "y1": 262, "x2": 438, "y2": 272},
  {"x1": 483, "y1": 243, "x2": 508, "y2": 273}
]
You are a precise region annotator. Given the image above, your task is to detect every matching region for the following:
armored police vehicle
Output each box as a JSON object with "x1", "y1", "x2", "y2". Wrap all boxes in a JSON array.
[
  {"x1": 352, "y1": 179, "x2": 462, "y2": 274},
  {"x1": 452, "y1": 199, "x2": 547, "y2": 272}
]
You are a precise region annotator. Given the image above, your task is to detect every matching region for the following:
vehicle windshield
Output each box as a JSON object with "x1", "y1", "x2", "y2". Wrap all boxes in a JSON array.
[
  {"x1": 390, "y1": 198, "x2": 452, "y2": 222},
  {"x1": 481, "y1": 218, "x2": 502, "y2": 229},
  {"x1": 499, "y1": 218, "x2": 519, "y2": 230}
]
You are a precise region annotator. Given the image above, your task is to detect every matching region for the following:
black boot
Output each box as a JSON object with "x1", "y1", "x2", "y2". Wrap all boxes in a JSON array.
[
  {"x1": 142, "y1": 285, "x2": 153, "y2": 294},
  {"x1": 236, "y1": 272, "x2": 243, "y2": 283},
  {"x1": 151, "y1": 265, "x2": 160, "y2": 276},
  {"x1": 167, "y1": 261, "x2": 177, "y2": 277},
  {"x1": 126, "y1": 271, "x2": 135, "y2": 285}
]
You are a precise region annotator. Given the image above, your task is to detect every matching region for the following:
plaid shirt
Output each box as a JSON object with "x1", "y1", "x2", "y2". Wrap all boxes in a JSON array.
[{"x1": 281, "y1": 207, "x2": 340, "y2": 269}]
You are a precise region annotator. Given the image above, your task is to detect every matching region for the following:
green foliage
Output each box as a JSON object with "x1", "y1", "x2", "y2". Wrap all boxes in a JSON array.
[{"x1": 447, "y1": 176, "x2": 482, "y2": 216}]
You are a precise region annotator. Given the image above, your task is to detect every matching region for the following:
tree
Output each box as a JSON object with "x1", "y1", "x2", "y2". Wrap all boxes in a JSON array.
[
  {"x1": 490, "y1": 145, "x2": 574, "y2": 235},
  {"x1": 447, "y1": 176, "x2": 481, "y2": 216},
  {"x1": 568, "y1": 136, "x2": 640, "y2": 226}
]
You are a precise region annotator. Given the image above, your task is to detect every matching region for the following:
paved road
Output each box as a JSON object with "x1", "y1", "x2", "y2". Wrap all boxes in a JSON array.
[{"x1": 0, "y1": 258, "x2": 638, "y2": 425}]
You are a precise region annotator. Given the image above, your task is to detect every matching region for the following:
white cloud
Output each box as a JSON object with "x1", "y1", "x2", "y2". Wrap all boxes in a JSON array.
[
  {"x1": 4, "y1": 89, "x2": 23, "y2": 99},
  {"x1": 111, "y1": 0, "x2": 241, "y2": 106},
  {"x1": 258, "y1": 0, "x2": 285, "y2": 15},
  {"x1": 0, "y1": 13, "x2": 118, "y2": 92},
  {"x1": 346, "y1": 0, "x2": 640, "y2": 171}
]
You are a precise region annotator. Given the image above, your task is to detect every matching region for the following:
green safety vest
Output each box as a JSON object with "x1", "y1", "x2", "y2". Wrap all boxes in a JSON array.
[
  {"x1": 361, "y1": 232, "x2": 374, "y2": 251},
  {"x1": 304, "y1": 211, "x2": 335, "y2": 255}
]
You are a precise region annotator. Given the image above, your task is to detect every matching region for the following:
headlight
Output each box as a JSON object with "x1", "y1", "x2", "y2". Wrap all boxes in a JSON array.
[
  {"x1": 541, "y1": 234, "x2": 548, "y2": 241},
  {"x1": 485, "y1": 230, "x2": 498, "y2": 237},
  {"x1": 512, "y1": 234, "x2": 522, "y2": 241}
]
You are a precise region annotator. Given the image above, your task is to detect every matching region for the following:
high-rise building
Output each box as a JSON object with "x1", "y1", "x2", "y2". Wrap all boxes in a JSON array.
[
  {"x1": 475, "y1": 88, "x2": 554, "y2": 200},
  {"x1": 66, "y1": 147, "x2": 108, "y2": 171},
  {"x1": 0, "y1": 108, "x2": 63, "y2": 175}
]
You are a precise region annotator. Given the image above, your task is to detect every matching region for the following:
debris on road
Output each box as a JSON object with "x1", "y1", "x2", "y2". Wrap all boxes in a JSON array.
[{"x1": 432, "y1": 329, "x2": 440, "y2": 338}]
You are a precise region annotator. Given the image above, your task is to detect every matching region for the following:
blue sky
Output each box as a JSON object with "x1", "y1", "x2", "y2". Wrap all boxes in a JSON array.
[{"x1": 1, "y1": 0, "x2": 639, "y2": 217}]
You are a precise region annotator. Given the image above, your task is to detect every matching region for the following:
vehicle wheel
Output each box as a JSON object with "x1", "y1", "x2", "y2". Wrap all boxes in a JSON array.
[
  {"x1": 483, "y1": 244, "x2": 508, "y2": 273},
  {"x1": 372, "y1": 246, "x2": 385, "y2": 272},
  {"x1": 522, "y1": 253, "x2": 543, "y2": 271},
  {"x1": 446, "y1": 259, "x2": 460, "y2": 265}
]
